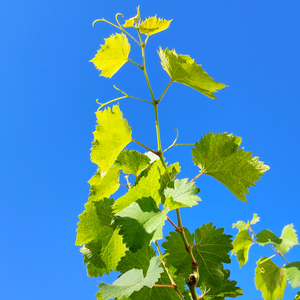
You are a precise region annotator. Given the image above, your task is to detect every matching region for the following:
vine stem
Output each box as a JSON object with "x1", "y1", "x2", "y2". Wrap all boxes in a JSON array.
[
  {"x1": 132, "y1": 138, "x2": 157, "y2": 155},
  {"x1": 138, "y1": 29, "x2": 198, "y2": 300},
  {"x1": 155, "y1": 241, "x2": 185, "y2": 300},
  {"x1": 157, "y1": 80, "x2": 173, "y2": 104},
  {"x1": 167, "y1": 216, "x2": 181, "y2": 232},
  {"x1": 191, "y1": 171, "x2": 204, "y2": 182},
  {"x1": 128, "y1": 58, "x2": 143, "y2": 70}
]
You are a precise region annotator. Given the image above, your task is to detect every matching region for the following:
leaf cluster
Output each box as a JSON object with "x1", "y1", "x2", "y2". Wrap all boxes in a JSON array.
[{"x1": 232, "y1": 214, "x2": 300, "y2": 299}]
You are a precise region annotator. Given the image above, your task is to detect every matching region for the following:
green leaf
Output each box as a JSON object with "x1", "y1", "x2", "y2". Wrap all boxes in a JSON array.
[
  {"x1": 91, "y1": 105, "x2": 132, "y2": 172},
  {"x1": 295, "y1": 291, "x2": 300, "y2": 300},
  {"x1": 274, "y1": 224, "x2": 299, "y2": 254},
  {"x1": 162, "y1": 229, "x2": 195, "y2": 279},
  {"x1": 90, "y1": 33, "x2": 130, "y2": 78},
  {"x1": 113, "y1": 161, "x2": 180, "y2": 213},
  {"x1": 256, "y1": 229, "x2": 282, "y2": 245},
  {"x1": 117, "y1": 244, "x2": 157, "y2": 274},
  {"x1": 117, "y1": 245, "x2": 185, "y2": 300},
  {"x1": 116, "y1": 149, "x2": 150, "y2": 177},
  {"x1": 88, "y1": 164, "x2": 120, "y2": 202},
  {"x1": 80, "y1": 228, "x2": 125, "y2": 277},
  {"x1": 115, "y1": 197, "x2": 169, "y2": 252},
  {"x1": 232, "y1": 230, "x2": 252, "y2": 267},
  {"x1": 192, "y1": 132, "x2": 269, "y2": 202},
  {"x1": 250, "y1": 213, "x2": 260, "y2": 225},
  {"x1": 158, "y1": 47, "x2": 226, "y2": 99},
  {"x1": 200, "y1": 269, "x2": 243, "y2": 299},
  {"x1": 164, "y1": 178, "x2": 201, "y2": 210},
  {"x1": 232, "y1": 221, "x2": 248, "y2": 232},
  {"x1": 284, "y1": 262, "x2": 300, "y2": 288},
  {"x1": 139, "y1": 16, "x2": 172, "y2": 36},
  {"x1": 163, "y1": 224, "x2": 232, "y2": 288},
  {"x1": 194, "y1": 223, "x2": 233, "y2": 288},
  {"x1": 76, "y1": 198, "x2": 127, "y2": 276},
  {"x1": 255, "y1": 257, "x2": 287, "y2": 300},
  {"x1": 98, "y1": 256, "x2": 163, "y2": 300}
]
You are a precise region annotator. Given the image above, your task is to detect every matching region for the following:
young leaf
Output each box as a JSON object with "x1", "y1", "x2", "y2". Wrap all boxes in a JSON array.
[
  {"x1": 76, "y1": 198, "x2": 127, "y2": 276},
  {"x1": 158, "y1": 47, "x2": 226, "y2": 99},
  {"x1": 232, "y1": 230, "x2": 252, "y2": 267},
  {"x1": 115, "y1": 197, "x2": 169, "y2": 252},
  {"x1": 256, "y1": 229, "x2": 282, "y2": 245},
  {"x1": 274, "y1": 224, "x2": 299, "y2": 254},
  {"x1": 255, "y1": 257, "x2": 287, "y2": 300},
  {"x1": 90, "y1": 33, "x2": 130, "y2": 78},
  {"x1": 232, "y1": 220, "x2": 248, "y2": 232},
  {"x1": 113, "y1": 161, "x2": 180, "y2": 213},
  {"x1": 123, "y1": 6, "x2": 141, "y2": 28},
  {"x1": 88, "y1": 164, "x2": 120, "y2": 202},
  {"x1": 284, "y1": 262, "x2": 300, "y2": 288},
  {"x1": 192, "y1": 132, "x2": 270, "y2": 202},
  {"x1": 250, "y1": 213, "x2": 260, "y2": 225},
  {"x1": 162, "y1": 229, "x2": 195, "y2": 279},
  {"x1": 139, "y1": 16, "x2": 172, "y2": 36},
  {"x1": 116, "y1": 149, "x2": 151, "y2": 176},
  {"x1": 91, "y1": 105, "x2": 132, "y2": 172},
  {"x1": 295, "y1": 291, "x2": 300, "y2": 299},
  {"x1": 98, "y1": 256, "x2": 164, "y2": 300},
  {"x1": 164, "y1": 178, "x2": 201, "y2": 210},
  {"x1": 199, "y1": 269, "x2": 243, "y2": 299},
  {"x1": 194, "y1": 223, "x2": 233, "y2": 288}
]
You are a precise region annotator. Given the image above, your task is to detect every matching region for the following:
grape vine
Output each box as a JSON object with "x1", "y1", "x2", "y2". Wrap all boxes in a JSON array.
[{"x1": 76, "y1": 7, "x2": 300, "y2": 300}]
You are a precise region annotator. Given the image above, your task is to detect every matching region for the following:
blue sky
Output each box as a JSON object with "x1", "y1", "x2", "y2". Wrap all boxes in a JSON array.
[{"x1": 1, "y1": 1, "x2": 300, "y2": 299}]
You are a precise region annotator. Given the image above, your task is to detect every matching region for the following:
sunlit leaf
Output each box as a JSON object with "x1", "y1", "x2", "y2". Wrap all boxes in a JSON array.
[
  {"x1": 192, "y1": 132, "x2": 269, "y2": 202},
  {"x1": 123, "y1": 6, "x2": 140, "y2": 28},
  {"x1": 232, "y1": 220, "x2": 248, "y2": 232},
  {"x1": 255, "y1": 257, "x2": 287, "y2": 300},
  {"x1": 115, "y1": 197, "x2": 169, "y2": 252},
  {"x1": 76, "y1": 198, "x2": 126, "y2": 276},
  {"x1": 113, "y1": 161, "x2": 180, "y2": 213},
  {"x1": 139, "y1": 16, "x2": 172, "y2": 36},
  {"x1": 118, "y1": 245, "x2": 185, "y2": 300},
  {"x1": 250, "y1": 213, "x2": 260, "y2": 225},
  {"x1": 97, "y1": 257, "x2": 163, "y2": 299},
  {"x1": 91, "y1": 105, "x2": 132, "y2": 172},
  {"x1": 232, "y1": 230, "x2": 252, "y2": 267},
  {"x1": 116, "y1": 149, "x2": 150, "y2": 176},
  {"x1": 158, "y1": 47, "x2": 226, "y2": 99},
  {"x1": 274, "y1": 224, "x2": 299, "y2": 254},
  {"x1": 164, "y1": 178, "x2": 201, "y2": 210},
  {"x1": 284, "y1": 262, "x2": 300, "y2": 288},
  {"x1": 90, "y1": 33, "x2": 130, "y2": 78},
  {"x1": 88, "y1": 164, "x2": 120, "y2": 202}
]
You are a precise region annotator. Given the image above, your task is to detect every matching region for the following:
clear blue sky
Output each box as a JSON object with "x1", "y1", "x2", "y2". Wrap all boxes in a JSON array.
[{"x1": 1, "y1": 1, "x2": 299, "y2": 299}]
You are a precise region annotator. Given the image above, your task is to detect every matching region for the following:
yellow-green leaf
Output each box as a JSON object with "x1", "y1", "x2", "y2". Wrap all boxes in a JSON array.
[
  {"x1": 232, "y1": 230, "x2": 252, "y2": 267},
  {"x1": 90, "y1": 33, "x2": 130, "y2": 78},
  {"x1": 192, "y1": 132, "x2": 270, "y2": 202},
  {"x1": 158, "y1": 47, "x2": 226, "y2": 99},
  {"x1": 139, "y1": 16, "x2": 172, "y2": 36},
  {"x1": 255, "y1": 257, "x2": 287, "y2": 300},
  {"x1": 91, "y1": 105, "x2": 132, "y2": 172}
]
